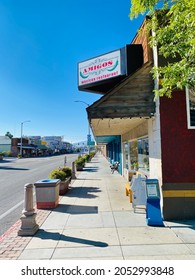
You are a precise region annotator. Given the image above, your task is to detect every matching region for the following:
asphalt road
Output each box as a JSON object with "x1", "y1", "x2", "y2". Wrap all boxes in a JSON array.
[{"x1": 0, "y1": 153, "x2": 79, "y2": 236}]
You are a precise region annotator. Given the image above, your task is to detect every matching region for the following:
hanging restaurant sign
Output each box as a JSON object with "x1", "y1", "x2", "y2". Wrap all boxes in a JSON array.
[
  {"x1": 78, "y1": 44, "x2": 143, "y2": 94},
  {"x1": 78, "y1": 49, "x2": 124, "y2": 87}
]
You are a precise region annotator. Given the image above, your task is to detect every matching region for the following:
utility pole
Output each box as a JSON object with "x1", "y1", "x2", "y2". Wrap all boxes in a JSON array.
[{"x1": 20, "y1": 120, "x2": 31, "y2": 157}]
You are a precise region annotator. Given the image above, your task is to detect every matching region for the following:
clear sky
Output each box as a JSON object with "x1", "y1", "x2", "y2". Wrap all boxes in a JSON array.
[{"x1": 0, "y1": 0, "x2": 143, "y2": 143}]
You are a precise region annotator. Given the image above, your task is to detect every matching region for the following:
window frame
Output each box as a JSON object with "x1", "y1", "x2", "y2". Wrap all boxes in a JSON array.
[{"x1": 186, "y1": 86, "x2": 195, "y2": 129}]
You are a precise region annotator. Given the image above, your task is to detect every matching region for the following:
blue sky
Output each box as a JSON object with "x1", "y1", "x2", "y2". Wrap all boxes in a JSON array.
[{"x1": 0, "y1": 0, "x2": 143, "y2": 143}]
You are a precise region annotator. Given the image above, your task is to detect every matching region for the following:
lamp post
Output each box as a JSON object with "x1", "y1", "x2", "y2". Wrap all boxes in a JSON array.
[
  {"x1": 20, "y1": 120, "x2": 31, "y2": 157},
  {"x1": 74, "y1": 100, "x2": 91, "y2": 154}
]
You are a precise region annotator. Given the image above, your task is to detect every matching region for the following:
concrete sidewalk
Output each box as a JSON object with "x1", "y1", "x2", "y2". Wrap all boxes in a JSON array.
[{"x1": 1, "y1": 154, "x2": 195, "y2": 260}]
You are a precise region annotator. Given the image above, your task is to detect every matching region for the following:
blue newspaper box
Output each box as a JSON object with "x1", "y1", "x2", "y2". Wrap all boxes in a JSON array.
[{"x1": 146, "y1": 179, "x2": 164, "y2": 226}]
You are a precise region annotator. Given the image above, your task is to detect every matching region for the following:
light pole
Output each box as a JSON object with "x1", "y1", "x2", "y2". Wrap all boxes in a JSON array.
[
  {"x1": 20, "y1": 120, "x2": 31, "y2": 157},
  {"x1": 74, "y1": 100, "x2": 91, "y2": 154}
]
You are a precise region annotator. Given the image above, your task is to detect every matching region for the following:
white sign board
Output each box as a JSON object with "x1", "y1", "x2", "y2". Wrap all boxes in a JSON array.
[
  {"x1": 78, "y1": 50, "x2": 122, "y2": 86},
  {"x1": 131, "y1": 175, "x2": 147, "y2": 211},
  {"x1": 146, "y1": 184, "x2": 158, "y2": 197}
]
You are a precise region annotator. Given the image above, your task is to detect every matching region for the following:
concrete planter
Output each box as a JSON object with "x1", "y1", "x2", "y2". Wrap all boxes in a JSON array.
[
  {"x1": 34, "y1": 179, "x2": 60, "y2": 209},
  {"x1": 59, "y1": 177, "x2": 71, "y2": 195}
]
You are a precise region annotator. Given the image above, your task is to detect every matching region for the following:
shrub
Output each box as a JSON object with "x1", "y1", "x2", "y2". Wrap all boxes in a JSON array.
[
  {"x1": 75, "y1": 157, "x2": 85, "y2": 167},
  {"x1": 89, "y1": 152, "x2": 96, "y2": 158},
  {"x1": 59, "y1": 166, "x2": 72, "y2": 178},
  {"x1": 49, "y1": 166, "x2": 72, "y2": 181},
  {"x1": 83, "y1": 154, "x2": 90, "y2": 162},
  {"x1": 6, "y1": 151, "x2": 13, "y2": 157},
  {"x1": 49, "y1": 169, "x2": 66, "y2": 181}
]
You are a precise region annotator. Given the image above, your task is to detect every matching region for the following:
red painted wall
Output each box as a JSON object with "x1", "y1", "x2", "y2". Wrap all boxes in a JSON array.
[{"x1": 160, "y1": 91, "x2": 195, "y2": 183}]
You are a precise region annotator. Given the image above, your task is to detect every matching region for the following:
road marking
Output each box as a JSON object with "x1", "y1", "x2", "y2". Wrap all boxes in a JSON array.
[
  {"x1": 0, "y1": 200, "x2": 24, "y2": 220},
  {"x1": 0, "y1": 191, "x2": 36, "y2": 220}
]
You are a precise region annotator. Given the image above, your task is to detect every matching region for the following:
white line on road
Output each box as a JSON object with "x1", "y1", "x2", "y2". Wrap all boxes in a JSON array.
[
  {"x1": 0, "y1": 191, "x2": 36, "y2": 221},
  {"x1": 0, "y1": 200, "x2": 24, "y2": 220}
]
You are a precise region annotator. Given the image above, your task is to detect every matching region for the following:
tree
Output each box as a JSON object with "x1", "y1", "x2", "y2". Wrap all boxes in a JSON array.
[
  {"x1": 5, "y1": 131, "x2": 13, "y2": 139},
  {"x1": 129, "y1": 0, "x2": 195, "y2": 97}
]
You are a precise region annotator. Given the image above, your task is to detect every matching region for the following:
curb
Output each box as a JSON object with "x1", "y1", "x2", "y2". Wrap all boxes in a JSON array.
[
  {"x1": 0, "y1": 171, "x2": 83, "y2": 259},
  {"x1": 0, "y1": 208, "x2": 51, "y2": 260}
]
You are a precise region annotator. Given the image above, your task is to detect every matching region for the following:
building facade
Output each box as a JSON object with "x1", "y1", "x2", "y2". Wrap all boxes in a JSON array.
[
  {"x1": 10, "y1": 136, "x2": 72, "y2": 156},
  {"x1": 0, "y1": 136, "x2": 11, "y2": 153},
  {"x1": 78, "y1": 17, "x2": 195, "y2": 220}
]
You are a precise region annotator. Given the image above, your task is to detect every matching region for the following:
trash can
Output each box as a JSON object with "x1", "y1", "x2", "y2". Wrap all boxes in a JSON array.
[
  {"x1": 145, "y1": 179, "x2": 164, "y2": 226},
  {"x1": 34, "y1": 179, "x2": 60, "y2": 209}
]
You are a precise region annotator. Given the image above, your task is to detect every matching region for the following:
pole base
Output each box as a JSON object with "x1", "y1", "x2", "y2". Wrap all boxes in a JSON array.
[{"x1": 17, "y1": 213, "x2": 39, "y2": 236}]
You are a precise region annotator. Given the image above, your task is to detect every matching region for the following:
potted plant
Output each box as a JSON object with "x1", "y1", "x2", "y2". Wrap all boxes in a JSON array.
[
  {"x1": 131, "y1": 161, "x2": 138, "y2": 171},
  {"x1": 89, "y1": 151, "x2": 96, "y2": 159},
  {"x1": 83, "y1": 154, "x2": 90, "y2": 163},
  {"x1": 75, "y1": 156, "x2": 85, "y2": 171},
  {"x1": 60, "y1": 166, "x2": 72, "y2": 179},
  {"x1": 49, "y1": 167, "x2": 72, "y2": 195},
  {"x1": 143, "y1": 157, "x2": 149, "y2": 170},
  {"x1": 59, "y1": 166, "x2": 72, "y2": 194}
]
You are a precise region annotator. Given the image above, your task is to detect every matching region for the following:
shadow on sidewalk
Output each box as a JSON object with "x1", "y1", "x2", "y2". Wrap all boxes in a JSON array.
[
  {"x1": 37, "y1": 229, "x2": 108, "y2": 247},
  {"x1": 166, "y1": 220, "x2": 195, "y2": 230},
  {"x1": 75, "y1": 178, "x2": 101, "y2": 181},
  {"x1": 83, "y1": 166, "x2": 99, "y2": 172},
  {"x1": 66, "y1": 186, "x2": 101, "y2": 199},
  {"x1": 53, "y1": 204, "x2": 98, "y2": 214}
]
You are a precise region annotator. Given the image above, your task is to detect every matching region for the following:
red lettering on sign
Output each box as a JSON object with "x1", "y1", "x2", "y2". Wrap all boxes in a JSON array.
[{"x1": 82, "y1": 60, "x2": 114, "y2": 74}]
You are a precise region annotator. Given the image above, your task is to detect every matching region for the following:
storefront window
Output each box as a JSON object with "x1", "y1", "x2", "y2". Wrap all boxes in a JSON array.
[
  {"x1": 124, "y1": 142, "x2": 129, "y2": 169},
  {"x1": 138, "y1": 138, "x2": 149, "y2": 172},
  {"x1": 129, "y1": 140, "x2": 138, "y2": 170},
  {"x1": 129, "y1": 137, "x2": 149, "y2": 172}
]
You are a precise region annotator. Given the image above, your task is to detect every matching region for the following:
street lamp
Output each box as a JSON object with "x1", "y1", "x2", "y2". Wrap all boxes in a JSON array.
[
  {"x1": 20, "y1": 120, "x2": 31, "y2": 157},
  {"x1": 74, "y1": 100, "x2": 91, "y2": 153}
]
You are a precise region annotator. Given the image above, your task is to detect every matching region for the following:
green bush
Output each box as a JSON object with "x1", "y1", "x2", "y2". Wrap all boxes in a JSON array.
[
  {"x1": 75, "y1": 157, "x2": 85, "y2": 167},
  {"x1": 49, "y1": 169, "x2": 66, "y2": 181},
  {"x1": 1, "y1": 151, "x2": 12, "y2": 157},
  {"x1": 49, "y1": 169, "x2": 67, "y2": 181},
  {"x1": 59, "y1": 166, "x2": 72, "y2": 178},
  {"x1": 6, "y1": 151, "x2": 12, "y2": 157},
  {"x1": 89, "y1": 152, "x2": 96, "y2": 158},
  {"x1": 83, "y1": 154, "x2": 90, "y2": 162},
  {"x1": 49, "y1": 166, "x2": 72, "y2": 181}
]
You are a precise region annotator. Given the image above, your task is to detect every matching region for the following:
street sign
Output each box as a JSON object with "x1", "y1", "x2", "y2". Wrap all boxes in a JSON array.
[{"x1": 87, "y1": 141, "x2": 95, "y2": 146}]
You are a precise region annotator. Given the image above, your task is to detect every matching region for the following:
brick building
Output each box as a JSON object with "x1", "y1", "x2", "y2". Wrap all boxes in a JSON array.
[{"x1": 78, "y1": 16, "x2": 195, "y2": 220}]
